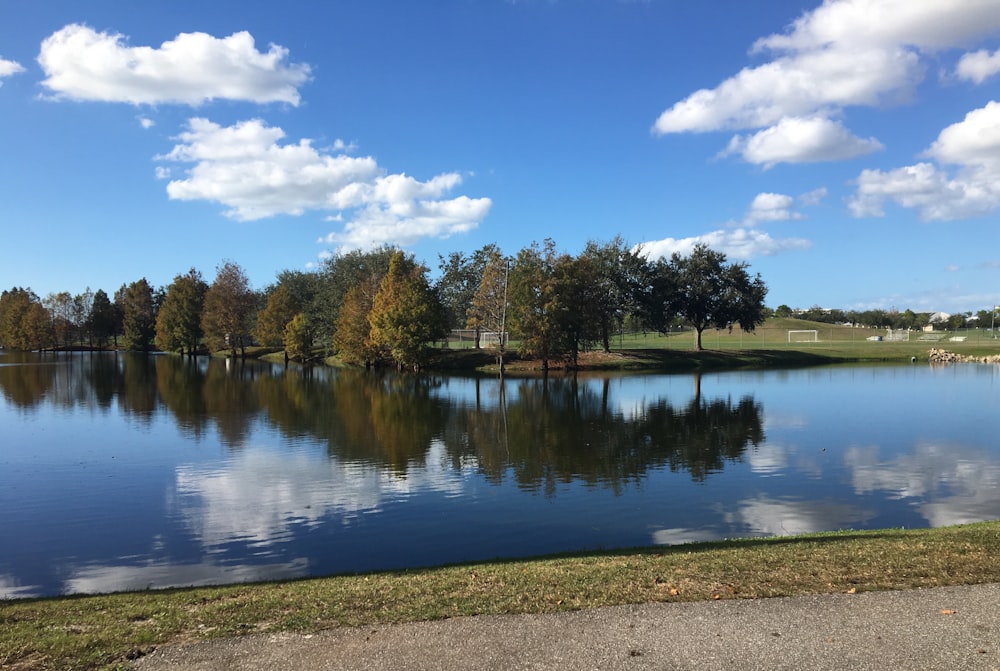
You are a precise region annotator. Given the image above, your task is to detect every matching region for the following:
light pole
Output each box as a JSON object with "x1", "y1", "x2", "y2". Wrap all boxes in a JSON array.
[{"x1": 993, "y1": 306, "x2": 998, "y2": 339}]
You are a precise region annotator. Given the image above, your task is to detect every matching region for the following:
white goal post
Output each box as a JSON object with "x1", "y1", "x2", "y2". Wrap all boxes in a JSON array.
[{"x1": 787, "y1": 329, "x2": 819, "y2": 343}]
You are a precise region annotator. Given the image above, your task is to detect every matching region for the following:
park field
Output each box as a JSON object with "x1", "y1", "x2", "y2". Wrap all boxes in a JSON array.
[{"x1": 431, "y1": 317, "x2": 1000, "y2": 373}]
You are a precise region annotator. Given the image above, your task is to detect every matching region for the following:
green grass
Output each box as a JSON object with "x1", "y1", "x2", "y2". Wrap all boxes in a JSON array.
[
  {"x1": 3, "y1": 522, "x2": 999, "y2": 671},
  {"x1": 617, "y1": 318, "x2": 999, "y2": 354},
  {"x1": 429, "y1": 319, "x2": 1000, "y2": 373}
]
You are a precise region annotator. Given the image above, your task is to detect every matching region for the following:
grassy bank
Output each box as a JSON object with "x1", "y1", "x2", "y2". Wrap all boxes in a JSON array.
[{"x1": 3, "y1": 521, "x2": 999, "y2": 670}]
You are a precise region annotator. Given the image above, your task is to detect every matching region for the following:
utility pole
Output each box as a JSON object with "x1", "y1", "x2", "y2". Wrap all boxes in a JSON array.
[{"x1": 499, "y1": 258, "x2": 510, "y2": 372}]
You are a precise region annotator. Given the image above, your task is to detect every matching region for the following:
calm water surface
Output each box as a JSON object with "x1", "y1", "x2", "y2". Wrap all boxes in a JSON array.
[{"x1": 2, "y1": 351, "x2": 999, "y2": 599}]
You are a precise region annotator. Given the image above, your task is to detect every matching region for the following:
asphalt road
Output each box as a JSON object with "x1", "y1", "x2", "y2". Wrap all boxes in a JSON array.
[{"x1": 134, "y1": 583, "x2": 999, "y2": 670}]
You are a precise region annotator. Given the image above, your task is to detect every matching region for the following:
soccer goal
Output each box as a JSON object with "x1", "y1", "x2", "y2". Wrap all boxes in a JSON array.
[
  {"x1": 787, "y1": 329, "x2": 819, "y2": 343},
  {"x1": 884, "y1": 328, "x2": 910, "y2": 342}
]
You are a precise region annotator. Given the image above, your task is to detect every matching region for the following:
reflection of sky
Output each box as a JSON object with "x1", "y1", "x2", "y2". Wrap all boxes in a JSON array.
[
  {"x1": 604, "y1": 376, "x2": 697, "y2": 419},
  {"x1": 174, "y1": 440, "x2": 475, "y2": 550},
  {"x1": 724, "y1": 496, "x2": 874, "y2": 537},
  {"x1": 0, "y1": 574, "x2": 41, "y2": 599},
  {"x1": 747, "y1": 444, "x2": 792, "y2": 475},
  {"x1": 63, "y1": 558, "x2": 310, "y2": 596},
  {"x1": 650, "y1": 528, "x2": 721, "y2": 545},
  {"x1": 844, "y1": 441, "x2": 1000, "y2": 527},
  {"x1": 650, "y1": 497, "x2": 875, "y2": 546},
  {"x1": 647, "y1": 435, "x2": 1000, "y2": 548}
]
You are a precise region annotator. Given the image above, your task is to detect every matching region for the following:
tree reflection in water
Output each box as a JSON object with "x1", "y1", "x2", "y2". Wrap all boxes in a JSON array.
[
  {"x1": 0, "y1": 353, "x2": 764, "y2": 489},
  {"x1": 452, "y1": 373, "x2": 763, "y2": 493}
]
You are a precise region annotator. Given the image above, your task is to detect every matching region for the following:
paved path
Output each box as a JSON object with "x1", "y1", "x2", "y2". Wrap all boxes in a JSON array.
[{"x1": 135, "y1": 583, "x2": 999, "y2": 670}]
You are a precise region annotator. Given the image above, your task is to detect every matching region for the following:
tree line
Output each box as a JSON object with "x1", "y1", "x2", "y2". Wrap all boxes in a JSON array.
[
  {"x1": 0, "y1": 238, "x2": 769, "y2": 368},
  {"x1": 776, "y1": 305, "x2": 993, "y2": 332}
]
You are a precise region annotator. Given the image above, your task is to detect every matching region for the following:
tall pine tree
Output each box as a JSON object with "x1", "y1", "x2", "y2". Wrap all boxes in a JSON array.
[{"x1": 368, "y1": 252, "x2": 447, "y2": 370}]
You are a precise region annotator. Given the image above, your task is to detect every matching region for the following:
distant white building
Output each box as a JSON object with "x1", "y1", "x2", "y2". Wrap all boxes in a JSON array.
[
  {"x1": 927, "y1": 311, "x2": 951, "y2": 324},
  {"x1": 921, "y1": 311, "x2": 951, "y2": 332}
]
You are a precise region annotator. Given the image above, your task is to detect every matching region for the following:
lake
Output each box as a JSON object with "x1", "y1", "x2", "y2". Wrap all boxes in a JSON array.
[{"x1": 2, "y1": 351, "x2": 999, "y2": 599}]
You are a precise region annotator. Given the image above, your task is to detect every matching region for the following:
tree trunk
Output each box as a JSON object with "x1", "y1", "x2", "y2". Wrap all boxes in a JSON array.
[{"x1": 694, "y1": 327, "x2": 704, "y2": 351}]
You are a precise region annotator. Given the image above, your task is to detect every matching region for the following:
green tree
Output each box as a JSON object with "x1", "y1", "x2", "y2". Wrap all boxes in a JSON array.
[
  {"x1": 0, "y1": 287, "x2": 51, "y2": 350},
  {"x1": 24, "y1": 302, "x2": 54, "y2": 351},
  {"x1": 947, "y1": 312, "x2": 970, "y2": 330},
  {"x1": 579, "y1": 237, "x2": 647, "y2": 352},
  {"x1": 282, "y1": 312, "x2": 312, "y2": 362},
  {"x1": 120, "y1": 278, "x2": 156, "y2": 351},
  {"x1": 255, "y1": 270, "x2": 319, "y2": 352},
  {"x1": 332, "y1": 275, "x2": 383, "y2": 366},
  {"x1": 670, "y1": 244, "x2": 768, "y2": 351},
  {"x1": 549, "y1": 253, "x2": 602, "y2": 367},
  {"x1": 112, "y1": 288, "x2": 129, "y2": 348},
  {"x1": 155, "y1": 268, "x2": 208, "y2": 356},
  {"x1": 274, "y1": 269, "x2": 320, "y2": 311},
  {"x1": 0, "y1": 288, "x2": 30, "y2": 350},
  {"x1": 43, "y1": 291, "x2": 75, "y2": 347},
  {"x1": 977, "y1": 308, "x2": 998, "y2": 333},
  {"x1": 508, "y1": 239, "x2": 561, "y2": 370},
  {"x1": 312, "y1": 246, "x2": 399, "y2": 348},
  {"x1": 857, "y1": 309, "x2": 890, "y2": 329},
  {"x1": 72, "y1": 288, "x2": 93, "y2": 346},
  {"x1": 202, "y1": 261, "x2": 255, "y2": 358},
  {"x1": 254, "y1": 284, "x2": 300, "y2": 348},
  {"x1": 774, "y1": 304, "x2": 793, "y2": 318},
  {"x1": 86, "y1": 289, "x2": 116, "y2": 348},
  {"x1": 631, "y1": 254, "x2": 679, "y2": 335},
  {"x1": 368, "y1": 251, "x2": 448, "y2": 369},
  {"x1": 802, "y1": 305, "x2": 836, "y2": 323}
]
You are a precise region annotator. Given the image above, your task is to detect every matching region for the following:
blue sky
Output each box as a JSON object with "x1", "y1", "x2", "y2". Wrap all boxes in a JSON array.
[{"x1": 3, "y1": 0, "x2": 1000, "y2": 314}]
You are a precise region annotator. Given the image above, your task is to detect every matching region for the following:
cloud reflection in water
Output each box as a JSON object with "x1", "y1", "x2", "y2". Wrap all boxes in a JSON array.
[{"x1": 173, "y1": 440, "x2": 474, "y2": 551}]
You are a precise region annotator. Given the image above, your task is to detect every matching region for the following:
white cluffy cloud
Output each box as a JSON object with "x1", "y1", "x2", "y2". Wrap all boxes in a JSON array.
[
  {"x1": 639, "y1": 190, "x2": 818, "y2": 260},
  {"x1": 653, "y1": 0, "x2": 1000, "y2": 167},
  {"x1": 722, "y1": 116, "x2": 882, "y2": 167},
  {"x1": 0, "y1": 56, "x2": 24, "y2": 76},
  {"x1": 0, "y1": 56, "x2": 24, "y2": 85},
  {"x1": 849, "y1": 101, "x2": 1000, "y2": 220},
  {"x1": 638, "y1": 226, "x2": 810, "y2": 261},
  {"x1": 160, "y1": 118, "x2": 491, "y2": 248},
  {"x1": 956, "y1": 48, "x2": 1000, "y2": 83},
  {"x1": 38, "y1": 24, "x2": 310, "y2": 105},
  {"x1": 745, "y1": 192, "x2": 803, "y2": 224},
  {"x1": 751, "y1": 0, "x2": 1000, "y2": 53}
]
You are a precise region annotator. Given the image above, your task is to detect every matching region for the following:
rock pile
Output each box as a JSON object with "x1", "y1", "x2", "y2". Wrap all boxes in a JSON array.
[{"x1": 927, "y1": 348, "x2": 1000, "y2": 364}]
